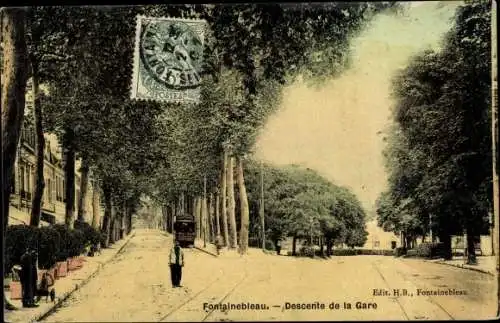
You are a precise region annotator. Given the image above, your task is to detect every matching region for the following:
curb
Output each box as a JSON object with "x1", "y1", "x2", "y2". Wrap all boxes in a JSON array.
[
  {"x1": 34, "y1": 231, "x2": 137, "y2": 322},
  {"x1": 430, "y1": 260, "x2": 495, "y2": 276}
]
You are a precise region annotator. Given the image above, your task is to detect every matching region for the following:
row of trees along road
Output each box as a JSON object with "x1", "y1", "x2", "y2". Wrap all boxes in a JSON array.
[
  {"x1": 376, "y1": 0, "x2": 492, "y2": 264},
  {"x1": 243, "y1": 162, "x2": 368, "y2": 256},
  {"x1": 1, "y1": 2, "x2": 401, "y2": 284}
]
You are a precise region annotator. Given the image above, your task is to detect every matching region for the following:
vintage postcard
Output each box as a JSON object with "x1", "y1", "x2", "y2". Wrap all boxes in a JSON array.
[{"x1": 1, "y1": 1, "x2": 498, "y2": 322}]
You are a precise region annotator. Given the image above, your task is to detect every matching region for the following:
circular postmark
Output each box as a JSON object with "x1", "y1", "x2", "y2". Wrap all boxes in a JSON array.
[{"x1": 140, "y1": 19, "x2": 203, "y2": 90}]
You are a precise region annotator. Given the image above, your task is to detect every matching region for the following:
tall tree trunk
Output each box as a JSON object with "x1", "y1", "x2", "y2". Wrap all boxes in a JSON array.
[
  {"x1": 1, "y1": 8, "x2": 29, "y2": 311},
  {"x1": 326, "y1": 239, "x2": 333, "y2": 257},
  {"x1": 112, "y1": 218, "x2": 117, "y2": 242},
  {"x1": 179, "y1": 193, "x2": 186, "y2": 215},
  {"x1": 77, "y1": 158, "x2": 90, "y2": 222},
  {"x1": 109, "y1": 202, "x2": 116, "y2": 244},
  {"x1": 195, "y1": 196, "x2": 201, "y2": 239},
  {"x1": 91, "y1": 180, "x2": 100, "y2": 229},
  {"x1": 127, "y1": 206, "x2": 132, "y2": 234},
  {"x1": 227, "y1": 155, "x2": 237, "y2": 248},
  {"x1": 202, "y1": 177, "x2": 208, "y2": 246},
  {"x1": 101, "y1": 186, "x2": 112, "y2": 248},
  {"x1": 171, "y1": 202, "x2": 175, "y2": 234},
  {"x1": 440, "y1": 231, "x2": 452, "y2": 260},
  {"x1": 209, "y1": 192, "x2": 214, "y2": 242},
  {"x1": 236, "y1": 156, "x2": 249, "y2": 254},
  {"x1": 466, "y1": 224, "x2": 477, "y2": 265},
  {"x1": 29, "y1": 63, "x2": 45, "y2": 227},
  {"x1": 162, "y1": 205, "x2": 168, "y2": 232},
  {"x1": 63, "y1": 132, "x2": 76, "y2": 229},
  {"x1": 124, "y1": 206, "x2": 129, "y2": 235},
  {"x1": 215, "y1": 192, "x2": 221, "y2": 237},
  {"x1": 221, "y1": 151, "x2": 229, "y2": 246},
  {"x1": 119, "y1": 201, "x2": 125, "y2": 239},
  {"x1": 292, "y1": 235, "x2": 297, "y2": 256}
]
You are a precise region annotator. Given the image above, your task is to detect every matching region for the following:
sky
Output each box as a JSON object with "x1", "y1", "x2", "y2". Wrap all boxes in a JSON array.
[{"x1": 254, "y1": 1, "x2": 463, "y2": 214}]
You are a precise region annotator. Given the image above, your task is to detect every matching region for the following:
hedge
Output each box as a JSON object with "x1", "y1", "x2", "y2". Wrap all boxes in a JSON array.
[
  {"x1": 296, "y1": 248, "x2": 395, "y2": 257},
  {"x1": 329, "y1": 249, "x2": 394, "y2": 256},
  {"x1": 299, "y1": 246, "x2": 315, "y2": 258},
  {"x1": 69, "y1": 229, "x2": 86, "y2": 257},
  {"x1": 53, "y1": 224, "x2": 73, "y2": 261},
  {"x1": 248, "y1": 237, "x2": 275, "y2": 251},
  {"x1": 74, "y1": 220, "x2": 102, "y2": 246},
  {"x1": 4, "y1": 225, "x2": 39, "y2": 275},
  {"x1": 37, "y1": 226, "x2": 61, "y2": 269},
  {"x1": 405, "y1": 242, "x2": 446, "y2": 259},
  {"x1": 394, "y1": 247, "x2": 407, "y2": 257},
  {"x1": 4, "y1": 224, "x2": 91, "y2": 277}
]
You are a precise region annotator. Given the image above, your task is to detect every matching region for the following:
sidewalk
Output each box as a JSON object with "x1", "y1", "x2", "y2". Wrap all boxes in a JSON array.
[
  {"x1": 426, "y1": 255, "x2": 498, "y2": 276},
  {"x1": 4, "y1": 231, "x2": 136, "y2": 323}
]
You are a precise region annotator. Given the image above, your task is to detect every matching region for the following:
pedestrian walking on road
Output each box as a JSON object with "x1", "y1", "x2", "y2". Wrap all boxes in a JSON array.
[
  {"x1": 169, "y1": 240, "x2": 185, "y2": 287},
  {"x1": 276, "y1": 239, "x2": 282, "y2": 255}
]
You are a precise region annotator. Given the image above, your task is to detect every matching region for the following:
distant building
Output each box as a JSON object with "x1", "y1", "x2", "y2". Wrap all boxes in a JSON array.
[{"x1": 360, "y1": 220, "x2": 400, "y2": 250}]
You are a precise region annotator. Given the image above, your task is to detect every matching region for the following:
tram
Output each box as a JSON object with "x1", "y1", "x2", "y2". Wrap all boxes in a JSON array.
[{"x1": 174, "y1": 214, "x2": 196, "y2": 247}]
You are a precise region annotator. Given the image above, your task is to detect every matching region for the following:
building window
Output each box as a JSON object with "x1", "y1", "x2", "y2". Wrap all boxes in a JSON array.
[
  {"x1": 47, "y1": 179, "x2": 52, "y2": 202},
  {"x1": 58, "y1": 177, "x2": 62, "y2": 202},
  {"x1": 55, "y1": 176, "x2": 59, "y2": 202},
  {"x1": 20, "y1": 165, "x2": 25, "y2": 193},
  {"x1": 26, "y1": 165, "x2": 31, "y2": 194}
]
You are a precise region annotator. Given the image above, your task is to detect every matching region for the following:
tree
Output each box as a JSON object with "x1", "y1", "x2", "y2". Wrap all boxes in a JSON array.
[
  {"x1": 1, "y1": 7, "x2": 29, "y2": 310},
  {"x1": 141, "y1": 3, "x2": 399, "y2": 254},
  {"x1": 42, "y1": 7, "x2": 151, "y2": 238},
  {"x1": 31, "y1": 4, "x2": 398, "y2": 253},
  {"x1": 26, "y1": 7, "x2": 71, "y2": 227},
  {"x1": 381, "y1": 0, "x2": 492, "y2": 262},
  {"x1": 243, "y1": 161, "x2": 367, "y2": 255}
]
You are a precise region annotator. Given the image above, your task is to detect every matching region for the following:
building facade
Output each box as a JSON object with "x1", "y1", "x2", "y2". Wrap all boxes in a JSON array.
[
  {"x1": 8, "y1": 125, "x2": 99, "y2": 226},
  {"x1": 361, "y1": 220, "x2": 400, "y2": 250},
  {"x1": 8, "y1": 78, "x2": 103, "y2": 227}
]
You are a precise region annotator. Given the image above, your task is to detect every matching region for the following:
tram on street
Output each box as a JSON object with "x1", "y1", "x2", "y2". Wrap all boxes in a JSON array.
[{"x1": 174, "y1": 214, "x2": 196, "y2": 247}]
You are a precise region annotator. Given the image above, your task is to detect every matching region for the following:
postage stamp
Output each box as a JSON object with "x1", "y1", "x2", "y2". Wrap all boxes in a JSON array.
[{"x1": 131, "y1": 16, "x2": 207, "y2": 103}]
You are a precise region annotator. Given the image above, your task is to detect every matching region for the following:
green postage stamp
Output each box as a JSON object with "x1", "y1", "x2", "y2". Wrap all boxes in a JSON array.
[{"x1": 131, "y1": 16, "x2": 206, "y2": 103}]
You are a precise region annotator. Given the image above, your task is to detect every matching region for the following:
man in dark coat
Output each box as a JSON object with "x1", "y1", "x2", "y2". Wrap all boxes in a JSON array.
[
  {"x1": 20, "y1": 248, "x2": 38, "y2": 308},
  {"x1": 169, "y1": 240, "x2": 185, "y2": 287}
]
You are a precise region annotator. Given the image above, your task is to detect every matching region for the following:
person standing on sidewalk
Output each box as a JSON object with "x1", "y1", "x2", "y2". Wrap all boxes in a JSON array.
[
  {"x1": 169, "y1": 240, "x2": 185, "y2": 287},
  {"x1": 20, "y1": 248, "x2": 38, "y2": 308}
]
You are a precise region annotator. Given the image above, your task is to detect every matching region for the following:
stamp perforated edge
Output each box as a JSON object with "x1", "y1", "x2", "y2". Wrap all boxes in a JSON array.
[
  {"x1": 130, "y1": 14, "x2": 143, "y2": 100},
  {"x1": 130, "y1": 15, "x2": 208, "y2": 103}
]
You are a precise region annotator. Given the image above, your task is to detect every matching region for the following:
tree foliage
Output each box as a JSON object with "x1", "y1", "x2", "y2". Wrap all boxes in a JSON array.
[
  {"x1": 243, "y1": 162, "x2": 368, "y2": 247},
  {"x1": 378, "y1": 1, "x2": 491, "y2": 255}
]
